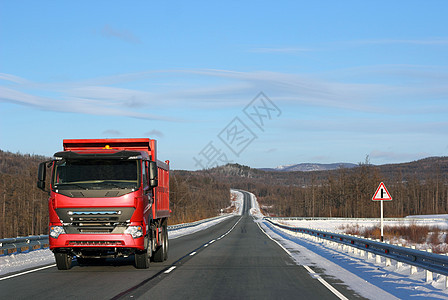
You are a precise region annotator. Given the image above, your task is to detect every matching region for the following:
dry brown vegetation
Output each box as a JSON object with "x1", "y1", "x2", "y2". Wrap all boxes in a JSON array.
[
  {"x1": 340, "y1": 223, "x2": 448, "y2": 253},
  {"x1": 168, "y1": 171, "x2": 230, "y2": 225},
  {"x1": 0, "y1": 150, "x2": 230, "y2": 238},
  {"x1": 0, "y1": 151, "x2": 48, "y2": 239}
]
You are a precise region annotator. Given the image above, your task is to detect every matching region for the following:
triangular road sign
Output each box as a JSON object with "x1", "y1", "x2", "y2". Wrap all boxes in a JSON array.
[{"x1": 372, "y1": 182, "x2": 392, "y2": 201}]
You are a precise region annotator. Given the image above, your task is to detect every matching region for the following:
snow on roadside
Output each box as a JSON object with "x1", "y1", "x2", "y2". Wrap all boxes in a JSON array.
[
  {"x1": 0, "y1": 249, "x2": 55, "y2": 276},
  {"x1": 230, "y1": 189, "x2": 244, "y2": 215},
  {"x1": 261, "y1": 221, "x2": 448, "y2": 299},
  {"x1": 278, "y1": 218, "x2": 448, "y2": 233},
  {"x1": 168, "y1": 214, "x2": 234, "y2": 239},
  {"x1": 239, "y1": 190, "x2": 263, "y2": 218},
  {"x1": 276, "y1": 218, "x2": 448, "y2": 252}
]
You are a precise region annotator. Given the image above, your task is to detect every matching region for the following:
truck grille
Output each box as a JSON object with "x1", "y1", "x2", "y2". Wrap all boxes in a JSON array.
[
  {"x1": 56, "y1": 208, "x2": 135, "y2": 234},
  {"x1": 71, "y1": 212, "x2": 120, "y2": 233}
]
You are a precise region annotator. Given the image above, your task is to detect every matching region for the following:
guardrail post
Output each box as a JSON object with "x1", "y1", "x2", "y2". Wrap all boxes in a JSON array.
[
  {"x1": 446, "y1": 254, "x2": 448, "y2": 289},
  {"x1": 385, "y1": 257, "x2": 391, "y2": 267},
  {"x1": 426, "y1": 249, "x2": 433, "y2": 282},
  {"x1": 410, "y1": 246, "x2": 417, "y2": 274},
  {"x1": 376, "y1": 254, "x2": 382, "y2": 264},
  {"x1": 396, "y1": 244, "x2": 403, "y2": 269}
]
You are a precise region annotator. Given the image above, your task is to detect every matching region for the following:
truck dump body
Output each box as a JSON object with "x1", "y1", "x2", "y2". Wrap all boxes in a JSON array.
[{"x1": 39, "y1": 138, "x2": 170, "y2": 269}]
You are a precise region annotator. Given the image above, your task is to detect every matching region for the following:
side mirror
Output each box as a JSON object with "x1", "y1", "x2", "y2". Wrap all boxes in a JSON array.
[
  {"x1": 37, "y1": 161, "x2": 47, "y2": 191},
  {"x1": 149, "y1": 161, "x2": 158, "y2": 188}
]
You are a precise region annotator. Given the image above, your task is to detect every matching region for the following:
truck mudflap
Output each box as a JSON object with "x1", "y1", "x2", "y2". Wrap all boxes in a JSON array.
[{"x1": 49, "y1": 234, "x2": 145, "y2": 250}]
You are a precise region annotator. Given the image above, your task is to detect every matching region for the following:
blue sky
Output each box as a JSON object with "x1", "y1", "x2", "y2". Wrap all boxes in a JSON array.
[{"x1": 1, "y1": 1, "x2": 447, "y2": 170}]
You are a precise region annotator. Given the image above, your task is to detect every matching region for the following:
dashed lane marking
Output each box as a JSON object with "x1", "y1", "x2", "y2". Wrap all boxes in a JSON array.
[{"x1": 164, "y1": 266, "x2": 176, "y2": 274}]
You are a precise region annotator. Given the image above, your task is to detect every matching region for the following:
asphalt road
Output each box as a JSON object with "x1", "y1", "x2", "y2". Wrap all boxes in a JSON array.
[{"x1": 0, "y1": 191, "x2": 356, "y2": 299}]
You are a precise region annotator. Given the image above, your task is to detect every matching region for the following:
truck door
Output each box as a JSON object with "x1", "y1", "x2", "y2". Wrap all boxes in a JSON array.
[{"x1": 142, "y1": 160, "x2": 152, "y2": 223}]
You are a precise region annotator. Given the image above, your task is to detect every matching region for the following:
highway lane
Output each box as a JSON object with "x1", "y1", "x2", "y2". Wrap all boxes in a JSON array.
[
  {"x1": 120, "y1": 192, "x2": 351, "y2": 300},
  {"x1": 0, "y1": 191, "x2": 358, "y2": 299},
  {"x1": 0, "y1": 215, "x2": 240, "y2": 299}
]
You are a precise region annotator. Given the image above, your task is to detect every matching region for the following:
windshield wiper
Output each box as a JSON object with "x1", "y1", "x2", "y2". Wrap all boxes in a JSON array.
[
  {"x1": 55, "y1": 183, "x2": 88, "y2": 190},
  {"x1": 97, "y1": 181, "x2": 126, "y2": 189}
]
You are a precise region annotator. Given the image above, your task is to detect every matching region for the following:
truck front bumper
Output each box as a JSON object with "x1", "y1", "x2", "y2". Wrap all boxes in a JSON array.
[{"x1": 49, "y1": 234, "x2": 144, "y2": 250}]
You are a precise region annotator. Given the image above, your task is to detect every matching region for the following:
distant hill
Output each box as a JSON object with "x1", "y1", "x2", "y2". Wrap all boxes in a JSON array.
[
  {"x1": 198, "y1": 156, "x2": 448, "y2": 188},
  {"x1": 260, "y1": 162, "x2": 358, "y2": 172}
]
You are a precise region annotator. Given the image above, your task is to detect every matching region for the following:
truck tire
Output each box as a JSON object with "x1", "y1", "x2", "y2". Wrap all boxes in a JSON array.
[
  {"x1": 163, "y1": 224, "x2": 168, "y2": 261},
  {"x1": 55, "y1": 252, "x2": 72, "y2": 270},
  {"x1": 152, "y1": 225, "x2": 167, "y2": 262},
  {"x1": 135, "y1": 238, "x2": 151, "y2": 269}
]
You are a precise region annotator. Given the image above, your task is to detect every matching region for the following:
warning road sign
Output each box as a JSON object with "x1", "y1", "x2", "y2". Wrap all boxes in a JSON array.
[{"x1": 372, "y1": 182, "x2": 392, "y2": 201}]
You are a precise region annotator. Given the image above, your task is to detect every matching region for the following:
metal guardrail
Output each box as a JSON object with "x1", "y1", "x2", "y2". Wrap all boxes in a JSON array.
[
  {"x1": 0, "y1": 235, "x2": 49, "y2": 256},
  {"x1": 0, "y1": 214, "x2": 232, "y2": 257},
  {"x1": 264, "y1": 218, "x2": 448, "y2": 277}
]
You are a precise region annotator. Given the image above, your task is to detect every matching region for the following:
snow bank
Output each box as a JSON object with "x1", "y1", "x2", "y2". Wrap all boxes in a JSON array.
[
  {"x1": 168, "y1": 214, "x2": 234, "y2": 239},
  {"x1": 245, "y1": 191, "x2": 264, "y2": 218},
  {"x1": 278, "y1": 218, "x2": 448, "y2": 233},
  {"x1": 0, "y1": 249, "x2": 55, "y2": 276},
  {"x1": 230, "y1": 189, "x2": 244, "y2": 215},
  {"x1": 275, "y1": 218, "x2": 448, "y2": 252}
]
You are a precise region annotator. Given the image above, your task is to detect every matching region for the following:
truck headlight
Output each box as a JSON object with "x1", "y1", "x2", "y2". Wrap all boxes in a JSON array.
[
  {"x1": 50, "y1": 226, "x2": 65, "y2": 239},
  {"x1": 125, "y1": 226, "x2": 143, "y2": 239}
]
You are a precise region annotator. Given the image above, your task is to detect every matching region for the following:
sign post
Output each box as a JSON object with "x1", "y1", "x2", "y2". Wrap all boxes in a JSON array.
[{"x1": 372, "y1": 182, "x2": 392, "y2": 242}]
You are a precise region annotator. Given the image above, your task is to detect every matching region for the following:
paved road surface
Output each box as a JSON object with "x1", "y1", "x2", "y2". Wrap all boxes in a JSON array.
[{"x1": 0, "y1": 191, "x2": 358, "y2": 299}]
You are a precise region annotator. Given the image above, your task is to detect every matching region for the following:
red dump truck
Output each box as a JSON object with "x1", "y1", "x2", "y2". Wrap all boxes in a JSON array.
[{"x1": 37, "y1": 138, "x2": 170, "y2": 269}]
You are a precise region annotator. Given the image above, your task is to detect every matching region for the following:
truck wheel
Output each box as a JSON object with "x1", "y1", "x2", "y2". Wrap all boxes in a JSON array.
[
  {"x1": 152, "y1": 226, "x2": 166, "y2": 262},
  {"x1": 54, "y1": 252, "x2": 72, "y2": 270},
  {"x1": 163, "y1": 224, "x2": 168, "y2": 261},
  {"x1": 135, "y1": 238, "x2": 151, "y2": 269}
]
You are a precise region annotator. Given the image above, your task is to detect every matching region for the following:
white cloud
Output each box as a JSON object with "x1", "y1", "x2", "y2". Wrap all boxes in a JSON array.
[
  {"x1": 145, "y1": 130, "x2": 164, "y2": 138},
  {"x1": 1, "y1": 66, "x2": 447, "y2": 122},
  {"x1": 101, "y1": 24, "x2": 141, "y2": 44}
]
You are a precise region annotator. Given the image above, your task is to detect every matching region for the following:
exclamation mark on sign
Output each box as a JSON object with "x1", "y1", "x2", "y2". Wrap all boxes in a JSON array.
[{"x1": 381, "y1": 189, "x2": 384, "y2": 198}]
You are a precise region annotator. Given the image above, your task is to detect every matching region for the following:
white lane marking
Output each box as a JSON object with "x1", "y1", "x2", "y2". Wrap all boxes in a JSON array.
[
  {"x1": 302, "y1": 265, "x2": 348, "y2": 300},
  {"x1": 0, "y1": 264, "x2": 56, "y2": 281},
  {"x1": 164, "y1": 266, "x2": 176, "y2": 274},
  {"x1": 180, "y1": 217, "x2": 243, "y2": 264},
  {"x1": 256, "y1": 222, "x2": 348, "y2": 300}
]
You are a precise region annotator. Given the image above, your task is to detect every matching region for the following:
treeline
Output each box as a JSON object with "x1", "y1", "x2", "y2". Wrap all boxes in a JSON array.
[
  {"x1": 0, "y1": 150, "x2": 230, "y2": 238},
  {"x1": 0, "y1": 151, "x2": 48, "y2": 239},
  {"x1": 2, "y1": 149, "x2": 448, "y2": 238},
  {"x1": 169, "y1": 171, "x2": 230, "y2": 225},
  {"x1": 201, "y1": 157, "x2": 448, "y2": 218}
]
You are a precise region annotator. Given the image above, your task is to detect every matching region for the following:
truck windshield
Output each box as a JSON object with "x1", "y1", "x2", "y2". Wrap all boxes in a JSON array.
[{"x1": 52, "y1": 159, "x2": 140, "y2": 190}]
